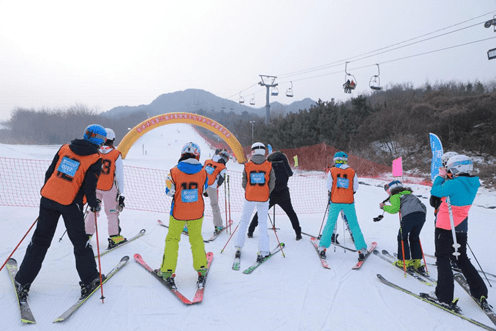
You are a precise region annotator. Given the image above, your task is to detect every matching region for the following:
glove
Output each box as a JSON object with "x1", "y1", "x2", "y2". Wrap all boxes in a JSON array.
[
  {"x1": 379, "y1": 202, "x2": 384, "y2": 209},
  {"x1": 90, "y1": 199, "x2": 101, "y2": 213},
  {"x1": 203, "y1": 191, "x2": 209, "y2": 197},
  {"x1": 438, "y1": 167, "x2": 447, "y2": 177},
  {"x1": 117, "y1": 196, "x2": 125, "y2": 212}
]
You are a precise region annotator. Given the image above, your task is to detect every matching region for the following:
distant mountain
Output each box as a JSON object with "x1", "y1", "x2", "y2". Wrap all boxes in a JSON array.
[{"x1": 101, "y1": 89, "x2": 316, "y2": 118}]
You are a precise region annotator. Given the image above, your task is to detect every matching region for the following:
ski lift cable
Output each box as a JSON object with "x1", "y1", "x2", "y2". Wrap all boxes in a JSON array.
[
  {"x1": 276, "y1": 35, "x2": 496, "y2": 85},
  {"x1": 278, "y1": 21, "x2": 483, "y2": 81},
  {"x1": 276, "y1": 10, "x2": 495, "y2": 79}
]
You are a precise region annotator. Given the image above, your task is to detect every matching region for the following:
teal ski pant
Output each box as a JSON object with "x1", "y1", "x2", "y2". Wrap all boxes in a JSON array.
[{"x1": 319, "y1": 202, "x2": 367, "y2": 252}]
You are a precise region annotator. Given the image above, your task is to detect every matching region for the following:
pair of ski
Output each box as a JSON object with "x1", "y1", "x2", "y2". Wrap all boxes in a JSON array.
[
  {"x1": 310, "y1": 237, "x2": 376, "y2": 270},
  {"x1": 134, "y1": 252, "x2": 213, "y2": 305},
  {"x1": 373, "y1": 249, "x2": 434, "y2": 286},
  {"x1": 6, "y1": 256, "x2": 129, "y2": 324},
  {"x1": 157, "y1": 220, "x2": 232, "y2": 242},
  {"x1": 378, "y1": 274, "x2": 496, "y2": 330},
  {"x1": 232, "y1": 243, "x2": 285, "y2": 274}
]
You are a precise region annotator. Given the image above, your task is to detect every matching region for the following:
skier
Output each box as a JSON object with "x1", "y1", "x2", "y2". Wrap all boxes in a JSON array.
[
  {"x1": 430, "y1": 154, "x2": 489, "y2": 309},
  {"x1": 247, "y1": 150, "x2": 302, "y2": 241},
  {"x1": 377, "y1": 180, "x2": 427, "y2": 271},
  {"x1": 158, "y1": 142, "x2": 209, "y2": 288},
  {"x1": 14, "y1": 124, "x2": 107, "y2": 301},
  {"x1": 203, "y1": 149, "x2": 230, "y2": 235},
  {"x1": 85, "y1": 128, "x2": 127, "y2": 248},
  {"x1": 318, "y1": 151, "x2": 367, "y2": 262},
  {"x1": 234, "y1": 142, "x2": 275, "y2": 262}
]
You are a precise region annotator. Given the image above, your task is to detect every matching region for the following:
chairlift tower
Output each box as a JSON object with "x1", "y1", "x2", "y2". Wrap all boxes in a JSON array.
[{"x1": 258, "y1": 75, "x2": 278, "y2": 125}]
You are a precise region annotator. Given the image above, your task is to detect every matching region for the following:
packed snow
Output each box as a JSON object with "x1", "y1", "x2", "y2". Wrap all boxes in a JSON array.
[{"x1": 1, "y1": 123, "x2": 495, "y2": 331}]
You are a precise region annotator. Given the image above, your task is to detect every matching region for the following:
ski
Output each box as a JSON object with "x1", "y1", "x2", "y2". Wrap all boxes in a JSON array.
[
  {"x1": 242, "y1": 243, "x2": 285, "y2": 274},
  {"x1": 205, "y1": 220, "x2": 233, "y2": 242},
  {"x1": 53, "y1": 256, "x2": 129, "y2": 323},
  {"x1": 374, "y1": 250, "x2": 433, "y2": 286},
  {"x1": 310, "y1": 237, "x2": 330, "y2": 269},
  {"x1": 5, "y1": 258, "x2": 36, "y2": 324},
  {"x1": 157, "y1": 220, "x2": 209, "y2": 243},
  {"x1": 377, "y1": 274, "x2": 496, "y2": 331},
  {"x1": 393, "y1": 252, "x2": 437, "y2": 284},
  {"x1": 454, "y1": 273, "x2": 496, "y2": 326},
  {"x1": 133, "y1": 253, "x2": 192, "y2": 305},
  {"x1": 301, "y1": 232, "x2": 357, "y2": 252},
  {"x1": 191, "y1": 252, "x2": 214, "y2": 304},
  {"x1": 352, "y1": 242, "x2": 377, "y2": 270},
  {"x1": 96, "y1": 229, "x2": 146, "y2": 258},
  {"x1": 232, "y1": 251, "x2": 241, "y2": 271}
]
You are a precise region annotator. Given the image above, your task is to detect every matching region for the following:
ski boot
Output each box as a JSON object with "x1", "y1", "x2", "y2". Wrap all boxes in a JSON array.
[
  {"x1": 79, "y1": 275, "x2": 106, "y2": 299},
  {"x1": 15, "y1": 281, "x2": 30, "y2": 303},
  {"x1": 318, "y1": 247, "x2": 326, "y2": 259},
  {"x1": 214, "y1": 226, "x2": 224, "y2": 235},
  {"x1": 197, "y1": 267, "x2": 207, "y2": 289},
  {"x1": 157, "y1": 269, "x2": 176, "y2": 289},
  {"x1": 256, "y1": 251, "x2": 270, "y2": 262},
  {"x1": 107, "y1": 235, "x2": 127, "y2": 249}
]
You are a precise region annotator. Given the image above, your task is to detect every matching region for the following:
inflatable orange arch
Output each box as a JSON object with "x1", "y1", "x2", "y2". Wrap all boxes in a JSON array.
[{"x1": 117, "y1": 112, "x2": 247, "y2": 163}]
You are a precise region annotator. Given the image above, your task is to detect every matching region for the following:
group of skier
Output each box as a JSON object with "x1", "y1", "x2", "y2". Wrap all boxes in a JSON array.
[{"x1": 10, "y1": 126, "x2": 490, "y2": 318}]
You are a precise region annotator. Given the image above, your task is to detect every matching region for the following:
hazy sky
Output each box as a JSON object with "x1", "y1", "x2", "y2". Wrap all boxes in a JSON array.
[{"x1": 1, "y1": 0, "x2": 495, "y2": 121}]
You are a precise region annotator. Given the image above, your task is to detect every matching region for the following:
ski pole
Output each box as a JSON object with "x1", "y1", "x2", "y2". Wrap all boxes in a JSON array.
[
  {"x1": 446, "y1": 197, "x2": 461, "y2": 260},
  {"x1": 467, "y1": 242, "x2": 492, "y2": 287},
  {"x1": 228, "y1": 175, "x2": 232, "y2": 234},
  {"x1": 418, "y1": 238, "x2": 429, "y2": 274},
  {"x1": 0, "y1": 217, "x2": 38, "y2": 273},
  {"x1": 317, "y1": 196, "x2": 331, "y2": 239},
  {"x1": 399, "y1": 213, "x2": 407, "y2": 276},
  {"x1": 93, "y1": 211, "x2": 105, "y2": 303},
  {"x1": 224, "y1": 174, "x2": 228, "y2": 232},
  {"x1": 220, "y1": 222, "x2": 240, "y2": 253},
  {"x1": 267, "y1": 213, "x2": 285, "y2": 258}
]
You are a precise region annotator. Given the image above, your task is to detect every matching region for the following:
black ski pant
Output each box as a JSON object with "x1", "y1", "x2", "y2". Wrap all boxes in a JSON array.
[
  {"x1": 435, "y1": 227, "x2": 488, "y2": 304},
  {"x1": 15, "y1": 197, "x2": 99, "y2": 287},
  {"x1": 397, "y1": 211, "x2": 425, "y2": 260},
  {"x1": 248, "y1": 197, "x2": 301, "y2": 236}
]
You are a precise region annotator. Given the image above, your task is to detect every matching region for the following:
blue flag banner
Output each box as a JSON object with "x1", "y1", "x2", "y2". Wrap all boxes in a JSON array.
[
  {"x1": 267, "y1": 144, "x2": 273, "y2": 154},
  {"x1": 429, "y1": 133, "x2": 443, "y2": 182}
]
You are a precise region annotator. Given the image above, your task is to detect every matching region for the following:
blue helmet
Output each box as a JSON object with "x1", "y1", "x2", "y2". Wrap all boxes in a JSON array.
[
  {"x1": 83, "y1": 124, "x2": 107, "y2": 146},
  {"x1": 333, "y1": 151, "x2": 348, "y2": 164},
  {"x1": 384, "y1": 180, "x2": 402, "y2": 194}
]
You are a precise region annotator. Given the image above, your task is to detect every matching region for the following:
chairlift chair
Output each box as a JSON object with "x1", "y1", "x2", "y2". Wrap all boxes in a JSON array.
[
  {"x1": 239, "y1": 92, "x2": 245, "y2": 104},
  {"x1": 250, "y1": 95, "x2": 255, "y2": 105},
  {"x1": 369, "y1": 64, "x2": 382, "y2": 91},
  {"x1": 271, "y1": 86, "x2": 279, "y2": 96},
  {"x1": 286, "y1": 81, "x2": 294, "y2": 97},
  {"x1": 343, "y1": 62, "x2": 357, "y2": 94}
]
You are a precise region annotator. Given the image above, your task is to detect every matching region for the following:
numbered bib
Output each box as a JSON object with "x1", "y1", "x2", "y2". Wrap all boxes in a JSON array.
[
  {"x1": 181, "y1": 189, "x2": 198, "y2": 203},
  {"x1": 58, "y1": 157, "x2": 80, "y2": 178},
  {"x1": 250, "y1": 172, "x2": 265, "y2": 184},
  {"x1": 205, "y1": 165, "x2": 215, "y2": 175},
  {"x1": 336, "y1": 177, "x2": 349, "y2": 189}
]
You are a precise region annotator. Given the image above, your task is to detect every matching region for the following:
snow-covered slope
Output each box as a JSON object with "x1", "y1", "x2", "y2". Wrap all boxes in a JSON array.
[{"x1": 0, "y1": 124, "x2": 495, "y2": 331}]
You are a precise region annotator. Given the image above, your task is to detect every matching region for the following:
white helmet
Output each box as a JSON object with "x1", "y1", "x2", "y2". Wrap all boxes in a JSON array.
[
  {"x1": 441, "y1": 151, "x2": 458, "y2": 167},
  {"x1": 446, "y1": 155, "x2": 473, "y2": 176},
  {"x1": 251, "y1": 142, "x2": 266, "y2": 156},
  {"x1": 105, "y1": 128, "x2": 116, "y2": 141},
  {"x1": 181, "y1": 142, "x2": 201, "y2": 160}
]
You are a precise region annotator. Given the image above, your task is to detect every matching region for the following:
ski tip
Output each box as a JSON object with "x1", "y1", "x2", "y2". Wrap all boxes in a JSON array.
[
  {"x1": 140, "y1": 229, "x2": 146, "y2": 234},
  {"x1": 373, "y1": 249, "x2": 379, "y2": 255},
  {"x1": 133, "y1": 253, "x2": 142, "y2": 260},
  {"x1": 22, "y1": 319, "x2": 36, "y2": 324},
  {"x1": 121, "y1": 256, "x2": 130, "y2": 262}
]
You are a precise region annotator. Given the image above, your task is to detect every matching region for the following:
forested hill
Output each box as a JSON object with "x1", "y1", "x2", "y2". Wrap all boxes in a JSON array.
[{"x1": 1, "y1": 81, "x2": 495, "y2": 184}]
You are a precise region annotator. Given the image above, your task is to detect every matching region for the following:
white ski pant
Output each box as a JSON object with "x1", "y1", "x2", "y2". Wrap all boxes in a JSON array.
[
  {"x1": 85, "y1": 184, "x2": 121, "y2": 237},
  {"x1": 235, "y1": 199, "x2": 270, "y2": 253},
  {"x1": 206, "y1": 186, "x2": 223, "y2": 228}
]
